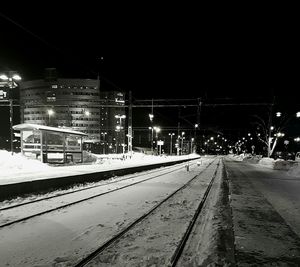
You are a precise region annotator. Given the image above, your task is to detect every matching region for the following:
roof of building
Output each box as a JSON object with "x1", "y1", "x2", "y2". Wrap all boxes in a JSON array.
[{"x1": 13, "y1": 123, "x2": 88, "y2": 136}]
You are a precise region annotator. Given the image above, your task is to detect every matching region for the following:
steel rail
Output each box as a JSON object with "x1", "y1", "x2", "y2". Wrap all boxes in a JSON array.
[
  {"x1": 0, "y1": 160, "x2": 200, "y2": 229},
  {"x1": 74, "y1": 158, "x2": 219, "y2": 267},
  {"x1": 170, "y1": 159, "x2": 221, "y2": 266}
]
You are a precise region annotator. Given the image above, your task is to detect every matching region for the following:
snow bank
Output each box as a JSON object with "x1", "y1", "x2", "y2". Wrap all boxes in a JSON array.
[
  {"x1": 258, "y1": 157, "x2": 275, "y2": 168},
  {"x1": 287, "y1": 163, "x2": 300, "y2": 177},
  {"x1": 0, "y1": 150, "x2": 51, "y2": 174},
  {"x1": 273, "y1": 159, "x2": 297, "y2": 170},
  {"x1": 0, "y1": 150, "x2": 200, "y2": 184},
  {"x1": 242, "y1": 155, "x2": 262, "y2": 164},
  {"x1": 258, "y1": 157, "x2": 298, "y2": 171}
]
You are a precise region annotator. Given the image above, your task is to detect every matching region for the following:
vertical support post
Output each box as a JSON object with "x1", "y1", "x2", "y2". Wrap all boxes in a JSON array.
[
  {"x1": 80, "y1": 136, "x2": 83, "y2": 163},
  {"x1": 40, "y1": 130, "x2": 43, "y2": 163},
  {"x1": 21, "y1": 131, "x2": 24, "y2": 156},
  {"x1": 128, "y1": 91, "x2": 133, "y2": 156},
  {"x1": 9, "y1": 99, "x2": 13, "y2": 155},
  {"x1": 63, "y1": 133, "x2": 66, "y2": 164}
]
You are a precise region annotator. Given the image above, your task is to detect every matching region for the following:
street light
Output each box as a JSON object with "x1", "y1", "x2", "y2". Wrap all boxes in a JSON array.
[
  {"x1": 115, "y1": 114, "x2": 126, "y2": 130},
  {"x1": 101, "y1": 132, "x2": 107, "y2": 154},
  {"x1": 181, "y1": 132, "x2": 185, "y2": 155},
  {"x1": 115, "y1": 114, "x2": 126, "y2": 154},
  {"x1": 153, "y1": 126, "x2": 161, "y2": 138},
  {"x1": 191, "y1": 137, "x2": 194, "y2": 153},
  {"x1": 149, "y1": 113, "x2": 154, "y2": 122},
  {"x1": 168, "y1": 133, "x2": 175, "y2": 155},
  {"x1": 47, "y1": 109, "x2": 54, "y2": 126},
  {"x1": 153, "y1": 126, "x2": 161, "y2": 154},
  {"x1": 0, "y1": 71, "x2": 22, "y2": 155}
]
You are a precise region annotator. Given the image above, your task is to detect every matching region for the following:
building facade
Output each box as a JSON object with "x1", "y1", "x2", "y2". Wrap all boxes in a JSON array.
[{"x1": 19, "y1": 74, "x2": 126, "y2": 154}]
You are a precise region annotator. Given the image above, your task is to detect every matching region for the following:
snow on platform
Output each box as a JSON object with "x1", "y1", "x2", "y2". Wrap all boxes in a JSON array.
[{"x1": 0, "y1": 150, "x2": 200, "y2": 186}]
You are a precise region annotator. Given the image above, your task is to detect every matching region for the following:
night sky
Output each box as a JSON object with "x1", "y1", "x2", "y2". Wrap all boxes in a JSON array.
[{"x1": 0, "y1": 5, "x2": 299, "y2": 141}]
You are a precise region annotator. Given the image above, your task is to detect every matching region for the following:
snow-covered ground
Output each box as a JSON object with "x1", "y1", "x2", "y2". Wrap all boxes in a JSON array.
[
  {"x1": 228, "y1": 153, "x2": 300, "y2": 175},
  {"x1": 0, "y1": 157, "x2": 219, "y2": 266},
  {"x1": 0, "y1": 150, "x2": 200, "y2": 185}
]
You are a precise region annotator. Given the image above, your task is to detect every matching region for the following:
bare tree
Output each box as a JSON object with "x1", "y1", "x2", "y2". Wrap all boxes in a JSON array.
[{"x1": 252, "y1": 105, "x2": 290, "y2": 158}]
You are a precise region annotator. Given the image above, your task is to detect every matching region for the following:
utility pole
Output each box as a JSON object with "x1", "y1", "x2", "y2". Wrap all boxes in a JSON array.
[
  {"x1": 177, "y1": 108, "x2": 181, "y2": 155},
  {"x1": 128, "y1": 91, "x2": 133, "y2": 156}
]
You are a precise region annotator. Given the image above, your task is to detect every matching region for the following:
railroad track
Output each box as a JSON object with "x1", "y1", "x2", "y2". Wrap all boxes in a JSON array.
[
  {"x1": 0, "y1": 158, "x2": 204, "y2": 229},
  {"x1": 74, "y1": 158, "x2": 221, "y2": 266}
]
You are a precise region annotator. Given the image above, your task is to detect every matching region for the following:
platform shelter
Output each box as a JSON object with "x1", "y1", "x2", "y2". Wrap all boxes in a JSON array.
[{"x1": 13, "y1": 123, "x2": 88, "y2": 163}]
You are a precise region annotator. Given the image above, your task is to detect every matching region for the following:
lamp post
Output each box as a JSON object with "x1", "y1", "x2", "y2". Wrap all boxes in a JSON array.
[
  {"x1": 154, "y1": 126, "x2": 161, "y2": 154},
  {"x1": 168, "y1": 133, "x2": 175, "y2": 155},
  {"x1": 149, "y1": 113, "x2": 154, "y2": 152},
  {"x1": 115, "y1": 114, "x2": 126, "y2": 128},
  {"x1": 191, "y1": 137, "x2": 194, "y2": 154},
  {"x1": 47, "y1": 109, "x2": 54, "y2": 126},
  {"x1": 0, "y1": 72, "x2": 22, "y2": 155},
  {"x1": 101, "y1": 132, "x2": 107, "y2": 154},
  {"x1": 115, "y1": 114, "x2": 126, "y2": 154},
  {"x1": 181, "y1": 132, "x2": 185, "y2": 155}
]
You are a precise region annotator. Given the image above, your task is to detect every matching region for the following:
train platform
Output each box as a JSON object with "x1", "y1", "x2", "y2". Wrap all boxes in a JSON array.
[{"x1": 0, "y1": 152, "x2": 200, "y2": 200}]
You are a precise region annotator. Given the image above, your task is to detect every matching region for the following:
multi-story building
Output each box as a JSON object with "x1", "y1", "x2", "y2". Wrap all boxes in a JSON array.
[
  {"x1": 19, "y1": 70, "x2": 126, "y2": 154},
  {"x1": 100, "y1": 91, "x2": 126, "y2": 154}
]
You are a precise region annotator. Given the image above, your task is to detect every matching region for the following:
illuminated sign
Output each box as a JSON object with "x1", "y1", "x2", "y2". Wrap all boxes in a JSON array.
[{"x1": 0, "y1": 89, "x2": 9, "y2": 100}]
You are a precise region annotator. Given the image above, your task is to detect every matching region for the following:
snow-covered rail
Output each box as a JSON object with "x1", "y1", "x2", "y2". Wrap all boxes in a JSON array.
[
  {"x1": 0, "y1": 160, "x2": 200, "y2": 229},
  {"x1": 74, "y1": 158, "x2": 221, "y2": 266}
]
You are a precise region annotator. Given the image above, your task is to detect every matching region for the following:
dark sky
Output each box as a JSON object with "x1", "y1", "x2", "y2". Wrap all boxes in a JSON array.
[{"x1": 0, "y1": 5, "x2": 299, "y2": 140}]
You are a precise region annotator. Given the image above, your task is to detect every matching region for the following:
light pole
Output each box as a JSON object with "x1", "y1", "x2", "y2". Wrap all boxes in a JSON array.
[
  {"x1": 115, "y1": 114, "x2": 126, "y2": 154},
  {"x1": 168, "y1": 133, "x2": 175, "y2": 155},
  {"x1": 47, "y1": 109, "x2": 54, "y2": 126},
  {"x1": 194, "y1": 124, "x2": 198, "y2": 138},
  {"x1": 181, "y1": 131, "x2": 185, "y2": 155},
  {"x1": 154, "y1": 126, "x2": 161, "y2": 154},
  {"x1": 0, "y1": 72, "x2": 21, "y2": 155},
  {"x1": 149, "y1": 113, "x2": 154, "y2": 152},
  {"x1": 191, "y1": 137, "x2": 194, "y2": 154},
  {"x1": 101, "y1": 132, "x2": 107, "y2": 154}
]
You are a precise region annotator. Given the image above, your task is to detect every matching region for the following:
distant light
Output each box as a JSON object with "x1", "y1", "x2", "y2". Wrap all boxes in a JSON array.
[
  {"x1": 276, "y1": 112, "x2": 281, "y2": 117},
  {"x1": 210, "y1": 137, "x2": 214, "y2": 140},
  {"x1": 195, "y1": 124, "x2": 198, "y2": 128},
  {"x1": 149, "y1": 114, "x2": 154, "y2": 121},
  {"x1": 294, "y1": 137, "x2": 300, "y2": 142},
  {"x1": 296, "y1": 112, "x2": 300, "y2": 118},
  {"x1": 248, "y1": 133, "x2": 251, "y2": 136},
  {"x1": 0, "y1": 74, "x2": 8, "y2": 80},
  {"x1": 47, "y1": 109, "x2": 54, "y2": 115},
  {"x1": 85, "y1": 110, "x2": 90, "y2": 116},
  {"x1": 12, "y1": 74, "x2": 21, "y2": 81},
  {"x1": 270, "y1": 126, "x2": 274, "y2": 130},
  {"x1": 154, "y1": 126, "x2": 161, "y2": 133},
  {"x1": 115, "y1": 114, "x2": 126, "y2": 119}
]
